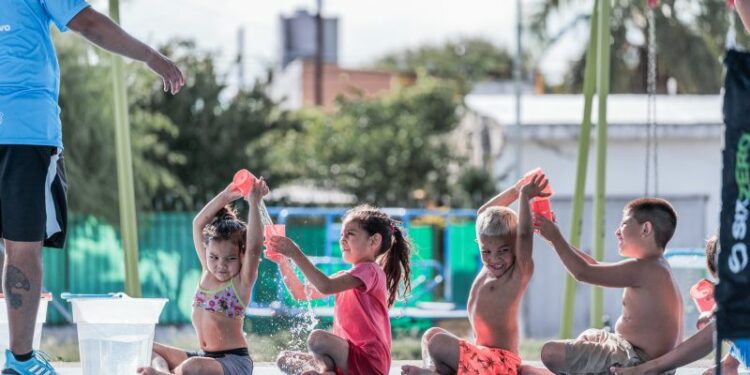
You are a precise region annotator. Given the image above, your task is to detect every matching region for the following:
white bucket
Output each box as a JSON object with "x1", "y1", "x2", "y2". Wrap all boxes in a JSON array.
[
  {"x1": 71, "y1": 296, "x2": 167, "y2": 375},
  {"x1": 0, "y1": 293, "x2": 51, "y2": 368}
]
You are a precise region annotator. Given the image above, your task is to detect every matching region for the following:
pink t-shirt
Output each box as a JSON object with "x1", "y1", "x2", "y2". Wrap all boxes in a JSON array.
[{"x1": 333, "y1": 261, "x2": 391, "y2": 374}]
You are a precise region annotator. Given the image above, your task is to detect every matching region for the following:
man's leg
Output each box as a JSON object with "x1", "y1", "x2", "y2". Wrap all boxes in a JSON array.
[{"x1": 3, "y1": 239, "x2": 43, "y2": 355}]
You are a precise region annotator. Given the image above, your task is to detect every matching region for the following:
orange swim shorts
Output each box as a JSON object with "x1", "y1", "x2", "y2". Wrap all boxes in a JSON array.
[{"x1": 457, "y1": 340, "x2": 521, "y2": 375}]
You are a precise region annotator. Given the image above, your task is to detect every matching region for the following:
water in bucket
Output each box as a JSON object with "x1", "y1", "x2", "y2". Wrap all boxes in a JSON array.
[
  {"x1": 70, "y1": 296, "x2": 167, "y2": 375},
  {"x1": 78, "y1": 324, "x2": 153, "y2": 374}
]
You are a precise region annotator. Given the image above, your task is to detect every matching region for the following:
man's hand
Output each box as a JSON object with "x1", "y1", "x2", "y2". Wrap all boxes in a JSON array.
[{"x1": 146, "y1": 51, "x2": 185, "y2": 94}]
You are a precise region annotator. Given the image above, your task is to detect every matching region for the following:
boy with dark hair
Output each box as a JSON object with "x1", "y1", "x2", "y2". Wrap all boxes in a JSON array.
[
  {"x1": 610, "y1": 235, "x2": 749, "y2": 375},
  {"x1": 527, "y1": 197, "x2": 683, "y2": 374}
]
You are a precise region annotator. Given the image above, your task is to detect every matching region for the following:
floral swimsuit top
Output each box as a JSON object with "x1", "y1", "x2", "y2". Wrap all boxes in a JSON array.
[{"x1": 193, "y1": 277, "x2": 247, "y2": 320}]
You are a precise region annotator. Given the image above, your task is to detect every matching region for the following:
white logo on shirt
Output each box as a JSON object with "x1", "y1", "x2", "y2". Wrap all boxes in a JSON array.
[
  {"x1": 0, "y1": 112, "x2": 4, "y2": 125},
  {"x1": 0, "y1": 25, "x2": 11, "y2": 32}
]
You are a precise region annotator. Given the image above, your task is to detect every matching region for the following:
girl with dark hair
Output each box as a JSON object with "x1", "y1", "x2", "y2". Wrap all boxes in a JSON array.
[
  {"x1": 138, "y1": 178, "x2": 268, "y2": 375},
  {"x1": 270, "y1": 204, "x2": 412, "y2": 375}
]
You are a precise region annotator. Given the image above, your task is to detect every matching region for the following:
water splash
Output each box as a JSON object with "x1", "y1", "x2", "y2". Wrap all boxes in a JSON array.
[
  {"x1": 259, "y1": 202, "x2": 320, "y2": 354},
  {"x1": 258, "y1": 201, "x2": 274, "y2": 226}
]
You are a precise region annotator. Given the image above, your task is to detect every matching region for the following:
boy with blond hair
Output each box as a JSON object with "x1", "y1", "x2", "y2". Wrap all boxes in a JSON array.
[
  {"x1": 530, "y1": 198, "x2": 683, "y2": 374},
  {"x1": 401, "y1": 174, "x2": 550, "y2": 375}
]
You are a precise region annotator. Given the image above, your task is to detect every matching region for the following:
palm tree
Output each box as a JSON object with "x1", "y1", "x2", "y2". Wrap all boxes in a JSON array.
[{"x1": 530, "y1": 0, "x2": 748, "y2": 94}]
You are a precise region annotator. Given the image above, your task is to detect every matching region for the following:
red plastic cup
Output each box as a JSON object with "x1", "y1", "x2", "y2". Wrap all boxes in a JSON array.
[
  {"x1": 522, "y1": 168, "x2": 554, "y2": 195},
  {"x1": 531, "y1": 198, "x2": 555, "y2": 221},
  {"x1": 264, "y1": 224, "x2": 286, "y2": 261},
  {"x1": 232, "y1": 169, "x2": 256, "y2": 196},
  {"x1": 690, "y1": 278, "x2": 715, "y2": 313}
]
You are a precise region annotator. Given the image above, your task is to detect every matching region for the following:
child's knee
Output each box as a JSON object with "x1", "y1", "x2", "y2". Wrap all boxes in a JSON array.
[
  {"x1": 541, "y1": 342, "x2": 565, "y2": 370},
  {"x1": 307, "y1": 329, "x2": 330, "y2": 353},
  {"x1": 422, "y1": 327, "x2": 446, "y2": 344},
  {"x1": 427, "y1": 333, "x2": 454, "y2": 359},
  {"x1": 174, "y1": 358, "x2": 202, "y2": 375}
]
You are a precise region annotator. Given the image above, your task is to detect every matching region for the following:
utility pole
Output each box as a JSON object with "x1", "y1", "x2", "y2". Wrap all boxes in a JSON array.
[
  {"x1": 237, "y1": 27, "x2": 245, "y2": 88},
  {"x1": 314, "y1": 0, "x2": 324, "y2": 106},
  {"x1": 513, "y1": 0, "x2": 523, "y2": 181}
]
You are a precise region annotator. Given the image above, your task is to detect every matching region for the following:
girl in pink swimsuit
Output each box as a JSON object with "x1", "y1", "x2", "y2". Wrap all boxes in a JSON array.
[
  {"x1": 137, "y1": 177, "x2": 268, "y2": 375},
  {"x1": 269, "y1": 205, "x2": 413, "y2": 375}
]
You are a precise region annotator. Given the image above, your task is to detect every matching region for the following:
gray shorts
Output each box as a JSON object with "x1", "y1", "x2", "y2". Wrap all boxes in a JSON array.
[{"x1": 186, "y1": 347, "x2": 254, "y2": 375}]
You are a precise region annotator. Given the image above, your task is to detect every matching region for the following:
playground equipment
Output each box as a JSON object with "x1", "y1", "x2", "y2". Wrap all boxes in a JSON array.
[{"x1": 245, "y1": 207, "x2": 477, "y2": 320}]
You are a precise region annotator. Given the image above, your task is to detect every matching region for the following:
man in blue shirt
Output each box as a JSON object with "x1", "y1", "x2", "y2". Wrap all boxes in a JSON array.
[{"x1": 0, "y1": 1, "x2": 184, "y2": 374}]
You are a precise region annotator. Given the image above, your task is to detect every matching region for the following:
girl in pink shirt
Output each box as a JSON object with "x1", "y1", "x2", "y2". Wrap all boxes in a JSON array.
[{"x1": 268, "y1": 205, "x2": 413, "y2": 375}]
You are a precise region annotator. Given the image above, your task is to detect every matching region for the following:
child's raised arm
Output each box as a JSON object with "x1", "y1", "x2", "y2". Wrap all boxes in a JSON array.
[
  {"x1": 192, "y1": 184, "x2": 242, "y2": 270},
  {"x1": 477, "y1": 177, "x2": 525, "y2": 214},
  {"x1": 239, "y1": 177, "x2": 268, "y2": 290},
  {"x1": 516, "y1": 174, "x2": 551, "y2": 272},
  {"x1": 269, "y1": 236, "x2": 365, "y2": 295},
  {"x1": 537, "y1": 216, "x2": 645, "y2": 288}
]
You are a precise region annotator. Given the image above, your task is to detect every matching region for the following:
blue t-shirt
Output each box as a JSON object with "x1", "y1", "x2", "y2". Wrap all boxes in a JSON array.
[
  {"x1": 0, "y1": 0, "x2": 90, "y2": 148},
  {"x1": 730, "y1": 338, "x2": 749, "y2": 368}
]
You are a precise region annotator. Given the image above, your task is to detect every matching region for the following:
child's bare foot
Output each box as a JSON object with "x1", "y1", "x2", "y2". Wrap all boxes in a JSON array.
[
  {"x1": 520, "y1": 364, "x2": 555, "y2": 375},
  {"x1": 277, "y1": 351, "x2": 317, "y2": 374},
  {"x1": 401, "y1": 365, "x2": 439, "y2": 375},
  {"x1": 136, "y1": 367, "x2": 171, "y2": 375}
]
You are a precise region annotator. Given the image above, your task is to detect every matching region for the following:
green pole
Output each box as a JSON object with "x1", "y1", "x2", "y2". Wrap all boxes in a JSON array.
[
  {"x1": 108, "y1": 0, "x2": 142, "y2": 297},
  {"x1": 591, "y1": 0, "x2": 611, "y2": 328},
  {"x1": 560, "y1": 0, "x2": 600, "y2": 339}
]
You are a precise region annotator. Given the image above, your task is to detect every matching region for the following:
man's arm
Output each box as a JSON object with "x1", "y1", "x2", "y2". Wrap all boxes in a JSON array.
[{"x1": 67, "y1": 7, "x2": 184, "y2": 94}]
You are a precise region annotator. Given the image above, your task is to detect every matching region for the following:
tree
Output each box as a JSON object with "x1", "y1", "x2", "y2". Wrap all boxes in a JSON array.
[
  {"x1": 135, "y1": 40, "x2": 299, "y2": 210},
  {"x1": 57, "y1": 35, "x2": 183, "y2": 223},
  {"x1": 531, "y1": 0, "x2": 749, "y2": 93},
  {"x1": 261, "y1": 77, "x2": 466, "y2": 207},
  {"x1": 374, "y1": 37, "x2": 516, "y2": 94}
]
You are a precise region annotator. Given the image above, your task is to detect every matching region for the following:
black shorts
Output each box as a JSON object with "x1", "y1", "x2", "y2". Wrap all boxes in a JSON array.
[{"x1": 0, "y1": 145, "x2": 68, "y2": 248}]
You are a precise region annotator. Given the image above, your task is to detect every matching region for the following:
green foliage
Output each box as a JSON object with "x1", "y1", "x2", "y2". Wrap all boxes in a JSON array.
[
  {"x1": 451, "y1": 166, "x2": 498, "y2": 208},
  {"x1": 374, "y1": 37, "x2": 515, "y2": 93},
  {"x1": 532, "y1": 0, "x2": 748, "y2": 93},
  {"x1": 262, "y1": 77, "x2": 465, "y2": 207},
  {"x1": 136, "y1": 40, "x2": 299, "y2": 209},
  {"x1": 57, "y1": 35, "x2": 486, "y2": 216},
  {"x1": 58, "y1": 35, "x2": 183, "y2": 223}
]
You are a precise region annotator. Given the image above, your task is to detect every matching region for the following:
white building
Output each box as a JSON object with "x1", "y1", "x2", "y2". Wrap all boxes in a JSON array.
[{"x1": 459, "y1": 94, "x2": 723, "y2": 336}]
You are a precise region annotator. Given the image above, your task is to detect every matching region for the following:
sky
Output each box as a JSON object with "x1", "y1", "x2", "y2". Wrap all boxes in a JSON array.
[{"x1": 98, "y1": 0, "x2": 589, "y2": 86}]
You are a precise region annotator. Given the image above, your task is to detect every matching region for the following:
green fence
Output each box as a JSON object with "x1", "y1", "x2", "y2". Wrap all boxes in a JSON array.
[{"x1": 42, "y1": 212, "x2": 478, "y2": 325}]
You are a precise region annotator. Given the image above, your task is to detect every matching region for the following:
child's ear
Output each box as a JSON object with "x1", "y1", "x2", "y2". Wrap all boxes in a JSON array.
[
  {"x1": 371, "y1": 233, "x2": 382, "y2": 249},
  {"x1": 641, "y1": 221, "x2": 653, "y2": 237}
]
